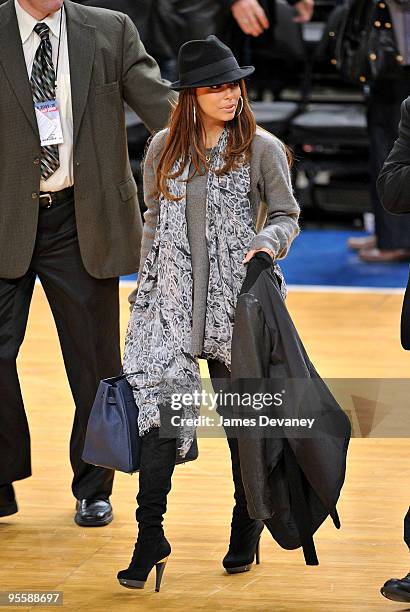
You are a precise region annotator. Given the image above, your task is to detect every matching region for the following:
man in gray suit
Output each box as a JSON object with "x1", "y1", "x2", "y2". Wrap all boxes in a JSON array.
[{"x1": 0, "y1": 0, "x2": 174, "y2": 526}]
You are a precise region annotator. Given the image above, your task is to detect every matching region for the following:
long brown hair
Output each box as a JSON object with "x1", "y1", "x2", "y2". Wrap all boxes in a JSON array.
[{"x1": 155, "y1": 80, "x2": 256, "y2": 201}]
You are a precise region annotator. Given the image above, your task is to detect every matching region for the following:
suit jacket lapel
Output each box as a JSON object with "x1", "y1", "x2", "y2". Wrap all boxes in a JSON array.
[
  {"x1": 0, "y1": 0, "x2": 38, "y2": 137},
  {"x1": 64, "y1": 0, "x2": 95, "y2": 146}
]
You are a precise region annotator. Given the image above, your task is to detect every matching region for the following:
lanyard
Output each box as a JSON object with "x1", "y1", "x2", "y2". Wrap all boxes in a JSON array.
[{"x1": 54, "y1": 4, "x2": 64, "y2": 89}]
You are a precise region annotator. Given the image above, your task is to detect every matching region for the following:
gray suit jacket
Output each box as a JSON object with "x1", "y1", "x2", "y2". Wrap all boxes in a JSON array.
[{"x1": 0, "y1": 0, "x2": 175, "y2": 279}]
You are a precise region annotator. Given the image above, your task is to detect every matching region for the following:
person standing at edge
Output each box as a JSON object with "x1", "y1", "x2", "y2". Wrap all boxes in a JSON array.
[
  {"x1": 0, "y1": 0, "x2": 175, "y2": 526},
  {"x1": 377, "y1": 97, "x2": 410, "y2": 602},
  {"x1": 348, "y1": 2, "x2": 410, "y2": 263}
]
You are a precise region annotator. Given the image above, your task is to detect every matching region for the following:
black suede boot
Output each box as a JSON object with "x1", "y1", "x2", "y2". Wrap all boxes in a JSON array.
[
  {"x1": 117, "y1": 429, "x2": 176, "y2": 592},
  {"x1": 223, "y1": 437, "x2": 264, "y2": 574}
]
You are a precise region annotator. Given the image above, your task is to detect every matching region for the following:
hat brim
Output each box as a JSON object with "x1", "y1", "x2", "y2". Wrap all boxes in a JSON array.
[{"x1": 170, "y1": 66, "x2": 255, "y2": 91}]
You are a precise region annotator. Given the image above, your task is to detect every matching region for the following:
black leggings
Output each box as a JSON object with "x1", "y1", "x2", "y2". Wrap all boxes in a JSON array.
[
  {"x1": 207, "y1": 359, "x2": 249, "y2": 514},
  {"x1": 207, "y1": 358, "x2": 230, "y2": 405}
]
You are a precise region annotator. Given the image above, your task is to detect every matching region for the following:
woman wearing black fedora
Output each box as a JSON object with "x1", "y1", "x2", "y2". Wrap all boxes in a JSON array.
[{"x1": 118, "y1": 34, "x2": 300, "y2": 591}]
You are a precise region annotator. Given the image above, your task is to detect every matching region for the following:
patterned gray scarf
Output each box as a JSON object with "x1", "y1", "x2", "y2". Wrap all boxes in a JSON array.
[{"x1": 123, "y1": 128, "x2": 283, "y2": 457}]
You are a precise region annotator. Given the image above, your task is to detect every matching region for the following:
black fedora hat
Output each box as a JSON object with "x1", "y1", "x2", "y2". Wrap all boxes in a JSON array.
[{"x1": 170, "y1": 35, "x2": 255, "y2": 91}]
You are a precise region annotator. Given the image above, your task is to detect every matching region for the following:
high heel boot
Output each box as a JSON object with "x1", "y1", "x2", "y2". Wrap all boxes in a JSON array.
[
  {"x1": 117, "y1": 428, "x2": 176, "y2": 592},
  {"x1": 223, "y1": 437, "x2": 264, "y2": 574}
]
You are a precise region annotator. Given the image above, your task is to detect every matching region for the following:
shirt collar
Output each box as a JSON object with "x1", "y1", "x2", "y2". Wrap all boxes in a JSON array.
[{"x1": 15, "y1": 0, "x2": 63, "y2": 44}]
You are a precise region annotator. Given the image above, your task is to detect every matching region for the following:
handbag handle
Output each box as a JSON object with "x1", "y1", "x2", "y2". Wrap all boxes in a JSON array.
[{"x1": 119, "y1": 366, "x2": 141, "y2": 378}]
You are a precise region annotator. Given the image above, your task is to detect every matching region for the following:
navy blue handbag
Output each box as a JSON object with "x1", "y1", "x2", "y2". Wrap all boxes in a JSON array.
[
  {"x1": 82, "y1": 373, "x2": 198, "y2": 474},
  {"x1": 82, "y1": 373, "x2": 141, "y2": 473}
]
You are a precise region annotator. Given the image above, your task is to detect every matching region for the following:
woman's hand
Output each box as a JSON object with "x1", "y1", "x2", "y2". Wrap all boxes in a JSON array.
[{"x1": 243, "y1": 247, "x2": 275, "y2": 264}]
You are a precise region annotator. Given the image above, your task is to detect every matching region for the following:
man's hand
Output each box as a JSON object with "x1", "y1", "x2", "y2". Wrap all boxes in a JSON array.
[
  {"x1": 231, "y1": 0, "x2": 269, "y2": 37},
  {"x1": 293, "y1": 0, "x2": 314, "y2": 23}
]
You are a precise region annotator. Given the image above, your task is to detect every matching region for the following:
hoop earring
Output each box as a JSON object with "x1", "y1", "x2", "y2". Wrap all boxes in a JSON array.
[
  {"x1": 236, "y1": 96, "x2": 244, "y2": 117},
  {"x1": 193, "y1": 105, "x2": 197, "y2": 125}
]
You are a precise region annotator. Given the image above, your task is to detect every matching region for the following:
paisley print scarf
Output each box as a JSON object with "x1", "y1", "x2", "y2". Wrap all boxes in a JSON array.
[{"x1": 123, "y1": 128, "x2": 285, "y2": 458}]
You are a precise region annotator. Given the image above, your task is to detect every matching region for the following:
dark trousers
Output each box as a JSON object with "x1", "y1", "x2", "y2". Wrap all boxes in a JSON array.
[
  {"x1": 0, "y1": 193, "x2": 121, "y2": 499},
  {"x1": 405, "y1": 507, "x2": 410, "y2": 549},
  {"x1": 207, "y1": 359, "x2": 251, "y2": 520},
  {"x1": 368, "y1": 71, "x2": 410, "y2": 249}
]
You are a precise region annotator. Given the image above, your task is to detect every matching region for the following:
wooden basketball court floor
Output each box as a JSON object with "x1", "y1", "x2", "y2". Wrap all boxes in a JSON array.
[{"x1": 1, "y1": 283, "x2": 410, "y2": 612}]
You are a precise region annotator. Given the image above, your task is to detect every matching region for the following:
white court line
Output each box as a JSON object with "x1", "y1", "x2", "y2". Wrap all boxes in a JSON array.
[
  {"x1": 119, "y1": 279, "x2": 405, "y2": 295},
  {"x1": 34, "y1": 278, "x2": 404, "y2": 295},
  {"x1": 286, "y1": 284, "x2": 405, "y2": 295}
]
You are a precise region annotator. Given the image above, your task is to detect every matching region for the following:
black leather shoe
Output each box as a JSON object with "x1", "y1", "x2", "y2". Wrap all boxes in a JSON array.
[
  {"x1": 0, "y1": 484, "x2": 18, "y2": 518},
  {"x1": 74, "y1": 499, "x2": 113, "y2": 527},
  {"x1": 381, "y1": 572, "x2": 410, "y2": 602}
]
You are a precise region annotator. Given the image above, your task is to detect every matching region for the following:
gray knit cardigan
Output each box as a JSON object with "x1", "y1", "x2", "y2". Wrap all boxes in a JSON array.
[{"x1": 131, "y1": 126, "x2": 300, "y2": 356}]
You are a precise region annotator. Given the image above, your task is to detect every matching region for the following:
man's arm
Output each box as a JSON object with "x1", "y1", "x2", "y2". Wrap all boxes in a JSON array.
[
  {"x1": 121, "y1": 15, "x2": 177, "y2": 132},
  {"x1": 216, "y1": 0, "x2": 314, "y2": 37},
  {"x1": 377, "y1": 97, "x2": 410, "y2": 215}
]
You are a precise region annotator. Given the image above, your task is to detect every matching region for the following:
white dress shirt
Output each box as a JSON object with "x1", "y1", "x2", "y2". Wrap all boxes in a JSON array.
[{"x1": 15, "y1": 0, "x2": 74, "y2": 192}]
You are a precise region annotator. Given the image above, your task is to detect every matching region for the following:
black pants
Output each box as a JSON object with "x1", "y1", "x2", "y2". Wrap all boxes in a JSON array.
[
  {"x1": 207, "y1": 358, "x2": 231, "y2": 413},
  {"x1": 207, "y1": 359, "x2": 249, "y2": 515},
  {"x1": 0, "y1": 193, "x2": 121, "y2": 499},
  {"x1": 405, "y1": 507, "x2": 410, "y2": 549},
  {"x1": 368, "y1": 70, "x2": 410, "y2": 249}
]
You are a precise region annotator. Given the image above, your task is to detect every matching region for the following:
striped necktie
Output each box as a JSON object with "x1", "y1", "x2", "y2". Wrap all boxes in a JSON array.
[{"x1": 30, "y1": 23, "x2": 60, "y2": 181}]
